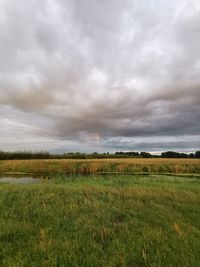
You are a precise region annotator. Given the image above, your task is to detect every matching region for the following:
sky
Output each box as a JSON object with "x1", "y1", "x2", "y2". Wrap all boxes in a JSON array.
[{"x1": 0, "y1": 0, "x2": 200, "y2": 153}]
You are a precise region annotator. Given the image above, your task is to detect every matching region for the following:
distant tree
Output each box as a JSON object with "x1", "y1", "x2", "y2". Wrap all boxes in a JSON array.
[
  {"x1": 161, "y1": 151, "x2": 189, "y2": 158},
  {"x1": 179, "y1": 153, "x2": 188, "y2": 158},
  {"x1": 161, "y1": 151, "x2": 179, "y2": 158},
  {"x1": 189, "y1": 153, "x2": 195, "y2": 158},
  {"x1": 195, "y1": 151, "x2": 200, "y2": 158},
  {"x1": 123, "y1": 152, "x2": 139, "y2": 157},
  {"x1": 115, "y1": 151, "x2": 140, "y2": 157},
  {"x1": 140, "y1": 152, "x2": 152, "y2": 158}
]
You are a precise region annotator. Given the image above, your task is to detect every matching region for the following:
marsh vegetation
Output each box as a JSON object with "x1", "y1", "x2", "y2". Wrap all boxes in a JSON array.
[
  {"x1": 0, "y1": 172, "x2": 200, "y2": 266},
  {"x1": 0, "y1": 158, "x2": 200, "y2": 176}
]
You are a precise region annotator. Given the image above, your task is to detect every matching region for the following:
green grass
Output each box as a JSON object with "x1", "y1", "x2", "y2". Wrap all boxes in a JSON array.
[{"x1": 0, "y1": 175, "x2": 200, "y2": 267}]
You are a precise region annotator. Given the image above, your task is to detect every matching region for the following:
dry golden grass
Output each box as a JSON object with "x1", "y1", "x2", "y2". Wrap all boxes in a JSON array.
[{"x1": 0, "y1": 158, "x2": 200, "y2": 174}]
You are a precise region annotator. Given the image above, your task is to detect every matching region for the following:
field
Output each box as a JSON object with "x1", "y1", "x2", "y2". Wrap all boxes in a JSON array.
[
  {"x1": 0, "y1": 158, "x2": 200, "y2": 175},
  {"x1": 0, "y1": 159, "x2": 200, "y2": 266}
]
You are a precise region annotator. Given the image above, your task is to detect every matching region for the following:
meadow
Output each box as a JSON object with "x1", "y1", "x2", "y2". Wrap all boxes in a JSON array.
[
  {"x1": 0, "y1": 159, "x2": 200, "y2": 266},
  {"x1": 0, "y1": 158, "x2": 200, "y2": 175}
]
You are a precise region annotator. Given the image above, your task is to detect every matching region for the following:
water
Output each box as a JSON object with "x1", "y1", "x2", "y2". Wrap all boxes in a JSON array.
[
  {"x1": 0, "y1": 172, "x2": 198, "y2": 184},
  {"x1": 0, "y1": 176, "x2": 41, "y2": 184}
]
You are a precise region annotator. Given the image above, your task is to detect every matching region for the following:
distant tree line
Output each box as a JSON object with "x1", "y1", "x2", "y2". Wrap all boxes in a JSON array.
[
  {"x1": 0, "y1": 151, "x2": 52, "y2": 160},
  {"x1": 115, "y1": 151, "x2": 153, "y2": 158},
  {"x1": 161, "y1": 151, "x2": 200, "y2": 158},
  {"x1": 0, "y1": 150, "x2": 199, "y2": 160}
]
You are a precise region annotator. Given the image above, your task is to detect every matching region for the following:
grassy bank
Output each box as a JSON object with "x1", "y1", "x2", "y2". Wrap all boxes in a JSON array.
[
  {"x1": 0, "y1": 158, "x2": 200, "y2": 175},
  {"x1": 0, "y1": 175, "x2": 200, "y2": 266}
]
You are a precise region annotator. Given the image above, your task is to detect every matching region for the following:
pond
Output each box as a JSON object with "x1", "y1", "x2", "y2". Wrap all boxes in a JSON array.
[
  {"x1": 0, "y1": 175, "x2": 42, "y2": 184},
  {"x1": 0, "y1": 172, "x2": 198, "y2": 184}
]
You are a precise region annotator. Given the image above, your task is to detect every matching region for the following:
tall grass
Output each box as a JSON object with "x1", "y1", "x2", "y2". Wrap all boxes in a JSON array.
[{"x1": 0, "y1": 158, "x2": 200, "y2": 175}]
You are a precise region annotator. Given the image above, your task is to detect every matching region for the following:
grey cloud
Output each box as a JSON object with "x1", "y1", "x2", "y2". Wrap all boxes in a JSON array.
[
  {"x1": 0, "y1": 0, "x2": 200, "y2": 152},
  {"x1": 104, "y1": 136, "x2": 200, "y2": 153}
]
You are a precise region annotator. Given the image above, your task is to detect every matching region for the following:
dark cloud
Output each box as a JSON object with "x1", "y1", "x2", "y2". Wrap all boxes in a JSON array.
[{"x1": 0, "y1": 0, "x2": 200, "y2": 152}]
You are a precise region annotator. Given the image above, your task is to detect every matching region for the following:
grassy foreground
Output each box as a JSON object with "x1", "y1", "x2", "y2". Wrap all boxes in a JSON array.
[
  {"x1": 0, "y1": 175, "x2": 200, "y2": 267},
  {"x1": 0, "y1": 158, "x2": 200, "y2": 174}
]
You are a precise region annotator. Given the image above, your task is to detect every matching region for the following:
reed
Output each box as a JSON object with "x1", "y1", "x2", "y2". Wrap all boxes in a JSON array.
[{"x1": 0, "y1": 158, "x2": 200, "y2": 175}]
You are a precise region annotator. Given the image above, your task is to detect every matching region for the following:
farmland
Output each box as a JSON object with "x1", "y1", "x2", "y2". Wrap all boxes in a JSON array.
[{"x1": 0, "y1": 159, "x2": 200, "y2": 266}]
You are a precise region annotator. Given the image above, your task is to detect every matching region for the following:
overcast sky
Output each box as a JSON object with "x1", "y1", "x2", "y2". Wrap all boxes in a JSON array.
[{"x1": 0, "y1": 0, "x2": 200, "y2": 153}]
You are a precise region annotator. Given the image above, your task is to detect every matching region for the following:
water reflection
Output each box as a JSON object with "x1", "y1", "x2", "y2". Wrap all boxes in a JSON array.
[{"x1": 0, "y1": 177, "x2": 41, "y2": 184}]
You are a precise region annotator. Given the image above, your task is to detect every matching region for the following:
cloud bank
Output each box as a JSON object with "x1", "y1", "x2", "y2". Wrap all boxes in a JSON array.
[{"x1": 0, "y1": 0, "x2": 200, "y2": 152}]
